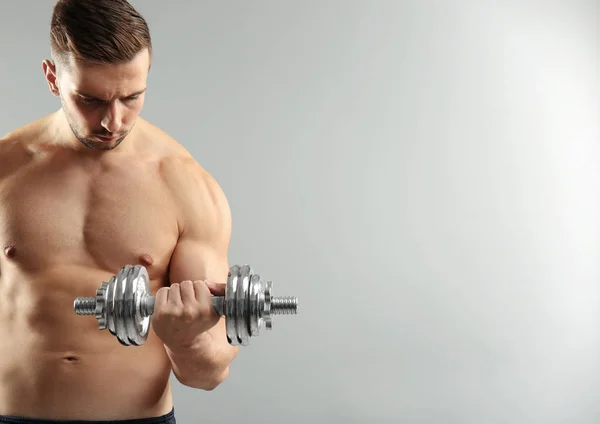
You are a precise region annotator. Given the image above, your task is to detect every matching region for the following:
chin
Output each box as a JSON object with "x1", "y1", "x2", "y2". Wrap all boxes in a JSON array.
[{"x1": 80, "y1": 137, "x2": 125, "y2": 151}]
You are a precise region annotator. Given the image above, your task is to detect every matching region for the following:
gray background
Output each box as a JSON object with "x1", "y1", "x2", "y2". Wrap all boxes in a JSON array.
[{"x1": 1, "y1": 1, "x2": 599, "y2": 423}]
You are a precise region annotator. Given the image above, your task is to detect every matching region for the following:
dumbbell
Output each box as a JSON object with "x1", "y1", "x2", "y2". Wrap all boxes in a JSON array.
[{"x1": 73, "y1": 264, "x2": 298, "y2": 347}]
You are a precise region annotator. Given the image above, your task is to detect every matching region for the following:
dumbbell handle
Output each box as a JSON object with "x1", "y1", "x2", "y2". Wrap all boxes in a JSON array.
[
  {"x1": 140, "y1": 295, "x2": 225, "y2": 317},
  {"x1": 74, "y1": 293, "x2": 297, "y2": 318}
]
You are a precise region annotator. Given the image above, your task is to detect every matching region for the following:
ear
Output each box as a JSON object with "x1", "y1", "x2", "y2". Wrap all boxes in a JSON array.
[{"x1": 42, "y1": 59, "x2": 60, "y2": 97}]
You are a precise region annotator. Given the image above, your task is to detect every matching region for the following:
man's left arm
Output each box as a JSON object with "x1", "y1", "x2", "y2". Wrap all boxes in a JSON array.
[{"x1": 154, "y1": 156, "x2": 239, "y2": 390}]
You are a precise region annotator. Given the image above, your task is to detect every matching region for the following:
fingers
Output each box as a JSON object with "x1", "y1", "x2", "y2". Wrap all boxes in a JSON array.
[
  {"x1": 155, "y1": 282, "x2": 187, "y2": 314},
  {"x1": 166, "y1": 280, "x2": 216, "y2": 316},
  {"x1": 157, "y1": 280, "x2": 221, "y2": 320},
  {"x1": 154, "y1": 286, "x2": 170, "y2": 312},
  {"x1": 179, "y1": 280, "x2": 197, "y2": 304},
  {"x1": 193, "y1": 281, "x2": 220, "y2": 319},
  {"x1": 152, "y1": 279, "x2": 222, "y2": 344},
  {"x1": 167, "y1": 282, "x2": 183, "y2": 307}
]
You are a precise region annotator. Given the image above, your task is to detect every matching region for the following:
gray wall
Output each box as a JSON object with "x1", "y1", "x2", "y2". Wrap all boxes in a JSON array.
[{"x1": 1, "y1": 1, "x2": 599, "y2": 423}]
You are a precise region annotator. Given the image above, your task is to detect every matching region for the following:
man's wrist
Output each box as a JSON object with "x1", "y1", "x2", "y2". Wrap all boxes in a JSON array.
[{"x1": 164, "y1": 331, "x2": 213, "y2": 357}]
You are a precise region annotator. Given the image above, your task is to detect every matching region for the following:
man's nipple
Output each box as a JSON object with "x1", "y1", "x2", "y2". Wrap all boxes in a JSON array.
[
  {"x1": 139, "y1": 253, "x2": 154, "y2": 267},
  {"x1": 3, "y1": 245, "x2": 16, "y2": 259}
]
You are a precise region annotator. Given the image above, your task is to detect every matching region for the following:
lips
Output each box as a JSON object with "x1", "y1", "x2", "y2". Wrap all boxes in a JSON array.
[{"x1": 95, "y1": 135, "x2": 116, "y2": 142}]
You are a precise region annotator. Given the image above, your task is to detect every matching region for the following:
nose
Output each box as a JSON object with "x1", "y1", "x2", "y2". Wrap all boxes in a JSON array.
[{"x1": 101, "y1": 102, "x2": 122, "y2": 133}]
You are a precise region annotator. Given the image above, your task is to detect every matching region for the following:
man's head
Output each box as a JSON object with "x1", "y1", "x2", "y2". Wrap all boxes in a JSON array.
[{"x1": 42, "y1": 0, "x2": 152, "y2": 151}]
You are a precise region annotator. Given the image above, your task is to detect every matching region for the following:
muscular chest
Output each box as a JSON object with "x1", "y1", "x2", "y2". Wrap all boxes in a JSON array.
[{"x1": 0, "y1": 155, "x2": 179, "y2": 275}]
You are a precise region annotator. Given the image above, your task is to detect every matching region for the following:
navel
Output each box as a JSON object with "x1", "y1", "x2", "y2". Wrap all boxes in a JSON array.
[
  {"x1": 61, "y1": 355, "x2": 80, "y2": 364},
  {"x1": 139, "y1": 253, "x2": 154, "y2": 267},
  {"x1": 3, "y1": 245, "x2": 16, "y2": 259}
]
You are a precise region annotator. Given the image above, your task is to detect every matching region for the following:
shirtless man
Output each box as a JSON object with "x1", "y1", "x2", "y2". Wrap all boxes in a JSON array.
[{"x1": 0, "y1": 0, "x2": 239, "y2": 422}]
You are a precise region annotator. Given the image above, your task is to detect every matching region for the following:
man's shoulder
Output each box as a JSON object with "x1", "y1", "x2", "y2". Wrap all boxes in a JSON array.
[
  {"x1": 143, "y1": 124, "x2": 230, "y2": 233},
  {"x1": 1, "y1": 114, "x2": 54, "y2": 152},
  {"x1": 139, "y1": 120, "x2": 218, "y2": 192},
  {"x1": 138, "y1": 120, "x2": 201, "y2": 169},
  {"x1": 0, "y1": 132, "x2": 20, "y2": 174},
  {"x1": 158, "y1": 150, "x2": 225, "y2": 206},
  {"x1": 0, "y1": 116, "x2": 52, "y2": 178}
]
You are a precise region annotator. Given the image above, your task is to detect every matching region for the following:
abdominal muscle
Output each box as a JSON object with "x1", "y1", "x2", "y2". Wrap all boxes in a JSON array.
[{"x1": 0, "y1": 263, "x2": 174, "y2": 420}]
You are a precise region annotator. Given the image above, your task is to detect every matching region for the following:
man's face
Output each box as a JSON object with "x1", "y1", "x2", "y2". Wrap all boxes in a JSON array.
[{"x1": 49, "y1": 49, "x2": 150, "y2": 151}]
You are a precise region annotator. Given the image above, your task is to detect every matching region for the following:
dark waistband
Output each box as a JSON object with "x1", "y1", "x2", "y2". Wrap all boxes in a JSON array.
[{"x1": 0, "y1": 408, "x2": 175, "y2": 424}]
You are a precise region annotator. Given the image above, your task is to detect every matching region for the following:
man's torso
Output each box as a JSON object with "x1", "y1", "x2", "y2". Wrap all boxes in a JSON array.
[{"x1": 0, "y1": 115, "x2": 191, "y2": 420}]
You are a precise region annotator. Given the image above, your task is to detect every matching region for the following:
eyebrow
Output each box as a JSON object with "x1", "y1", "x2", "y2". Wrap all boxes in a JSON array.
[{"x1": 75, "y1": 88, "x2": 147, "y2": 101}]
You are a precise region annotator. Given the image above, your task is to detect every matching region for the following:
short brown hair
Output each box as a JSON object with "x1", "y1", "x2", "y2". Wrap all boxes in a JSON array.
[{"x1": 50, "y1": 0, "x2": 152, "y2": 69}]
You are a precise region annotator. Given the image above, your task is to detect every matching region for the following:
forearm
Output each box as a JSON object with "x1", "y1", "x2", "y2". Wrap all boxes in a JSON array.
[{"x1": 165, "y1": 328, "x2": 239, "y2": 390}]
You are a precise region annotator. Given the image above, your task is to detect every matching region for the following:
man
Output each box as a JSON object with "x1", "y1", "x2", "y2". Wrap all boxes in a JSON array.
[{"x1": 0, "y1": 0, "x2": 239, "y2": 422}]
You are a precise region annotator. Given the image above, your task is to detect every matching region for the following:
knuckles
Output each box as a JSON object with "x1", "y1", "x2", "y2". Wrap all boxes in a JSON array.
[
  {"x1": 180, "y1": 280, "x2": 194, "y2": 290},
  {"x1": 154, "y1": 281, "x2": 215, "y2": 322}
]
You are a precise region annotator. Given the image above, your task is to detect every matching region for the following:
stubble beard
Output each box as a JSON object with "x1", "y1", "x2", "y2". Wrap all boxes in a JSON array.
[{"x1": 61, "y1": 98, "x2": 129, "y2": 151}]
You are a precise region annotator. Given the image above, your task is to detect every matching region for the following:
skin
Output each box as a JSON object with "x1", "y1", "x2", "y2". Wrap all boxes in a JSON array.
[{"x1": 0, "y1": 48, "x2": 239, "y2": 420}]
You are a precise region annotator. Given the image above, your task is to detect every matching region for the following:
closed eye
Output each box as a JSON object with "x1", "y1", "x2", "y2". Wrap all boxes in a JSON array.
[
  {"x1": 80, "y1": 97, "x2": 102, "y2": 105},
  {"x1": 75, "y1": 88, "x2": 146, "y2": 104},
  {"x1": 79, "y1": 95, "x2": 140, "y2": 105}
]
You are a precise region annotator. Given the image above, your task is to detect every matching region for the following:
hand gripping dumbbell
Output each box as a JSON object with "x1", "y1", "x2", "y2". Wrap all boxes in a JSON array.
[{"x1": 73, "y1": 264, "x2": 298, "y2": 347}]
